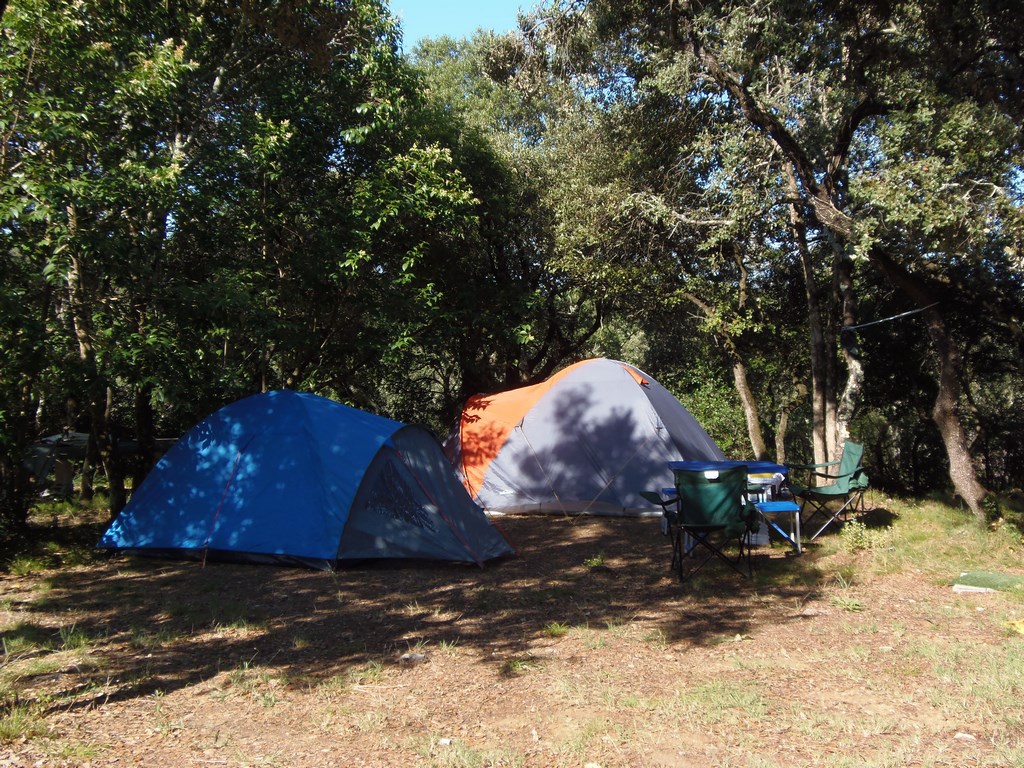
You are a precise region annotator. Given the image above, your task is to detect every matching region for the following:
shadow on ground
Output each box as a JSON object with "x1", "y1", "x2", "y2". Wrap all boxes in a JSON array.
[{"x1": 2, "y1": 509, "x2": 896, "y2": 715}]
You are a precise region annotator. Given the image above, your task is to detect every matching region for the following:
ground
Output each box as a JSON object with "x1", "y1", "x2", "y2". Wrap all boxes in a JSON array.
[{"x1": 1, "y1": 510, "x2": 1023, "y2": 767}]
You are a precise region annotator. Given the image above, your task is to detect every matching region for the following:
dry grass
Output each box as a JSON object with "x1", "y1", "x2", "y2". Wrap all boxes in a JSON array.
[{"x1": 2, "y1": 495, "x2": 1024, "y2": 767}]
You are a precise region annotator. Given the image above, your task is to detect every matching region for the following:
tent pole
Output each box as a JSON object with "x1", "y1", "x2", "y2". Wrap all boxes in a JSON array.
[
  {"x1": 517, "y1": 425, "x2": 570, "y2": 516},
  {"x1": 580, "y1": 431, "x2": 658, "y2": 516},
  {"x1": 392, "y1": 447, "x2": 486, "y2": 568},
  {"x1": 202, "y1": 447, "x2": 245, "y2": 566}
]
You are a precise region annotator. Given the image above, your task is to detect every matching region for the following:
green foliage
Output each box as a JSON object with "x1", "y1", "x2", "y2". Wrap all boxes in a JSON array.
[
  {"x1": 582, "y1": 552, "x2": 606, "y2": 569},
  {"x1": 842, "y1": 521, "x2": 871, "y2": 553},
  {"x1": 1, "y1": 0, "x2": 1022, "y2": 539},
  {"x1": 657, "y1": 362, "x2": 748, "y2": 456},
  {"x1": 0, "y1": 703, "x2": 53, "y2": 743}
]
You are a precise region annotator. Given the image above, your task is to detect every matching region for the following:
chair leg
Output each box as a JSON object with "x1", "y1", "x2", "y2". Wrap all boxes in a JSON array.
[
  {"x1": 676, "y1": 531, "x2": 750, "y2": 582},
  {"x1": 737, "y1": 531, "x2": 755, "y2": 577},
  {"x1": 799, "y1": 496, "x2": 828, "y2": 533},
  {"x1": 806, "y1": 495, "x2": 860, "y2": 541},
  {"x1": 670, "y1": 528, "x2": 684, "y2": 575}
]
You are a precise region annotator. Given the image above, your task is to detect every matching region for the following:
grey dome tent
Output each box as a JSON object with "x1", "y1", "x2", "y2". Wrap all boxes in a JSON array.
[{"x1": 446, "y1": 358, "x2": 725, "y2": 515}]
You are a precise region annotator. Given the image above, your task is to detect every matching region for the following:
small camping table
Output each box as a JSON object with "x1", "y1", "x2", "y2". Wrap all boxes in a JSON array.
[{"x1": 753, "y1": 500, "x2": 802, "y2": 555}]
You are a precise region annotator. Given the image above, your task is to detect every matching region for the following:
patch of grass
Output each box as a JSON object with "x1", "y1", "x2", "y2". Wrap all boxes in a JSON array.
[
  {"x1": 866, "y1": 498, "x2": 1021, "y2": 579},
  {"x1": 227, "y1": 659, "x2": 270, "y2": 694},
  {"x1": 411, "y1": 733, "x2": 526, "y2": 768},
  {"x1": 500, "y1": 655, "x2": 538, "y2": 677},
  {"x1": 828, "y1": 571, "x2": 864, "y2": 611},
  {"x1": 572, "y1": 624, "x2": 607, "y2": 650},
  {"x1": 352, "y1": 709, "x2": 387, "y2": 733},
  {"x1": 59, "y1": 623, "x2": 93, "y2": 650},
  {"x1": 7, "y1": 555, "x2": 54, "y2": 577},
  {"x1": 11, "y1": 655, "x2": 66, "y2": 680},
  {"x1": 830, "y1": 594, "x2": 865, "y2": 612},
  {"x1": 839, "y1": 520, "x2": 871, "y2": 552},
  {"x1": 944, "y1": 639, "x2": 1024, "y2": 730},
  {"x1": 676, "y1": 680, "x2": 769, "y2": 725},
  {"x1": 542, "y1": 621, "x2": 569, "y2": 638},
  {"x1": 437, "y1": 638, "x2": 460, "y2": 656},
  {"x1": 315, "y1": 673, "x2": 351, "y2": 697},
  {"x1": 0, "y1": 702, "x2": 53, "y2": 742},
  {"x1": 1, "y1": 506, "x2": 108, "y2": 573},
  {"x1": 348, "y1": 660, "x2": 387, "y2": 686},
  {"x1": 209, "y1": 601, "x2": 263, "y2": 634},
  {"x1": 643, "y1": 628, "x2": 668, "y2": 649},
  {"x1": 46, "y1": 741, "x2": 103, "y2": 762},
  {"x1": 604, "y1": 617, "x2": 632, "y2": 638},
  {"x1": 555, "y1": 717, "x2": 620, "y2": 763},
  {"x1": 401, "y1": 638, "x2": 429, "y2": 658},
  {"x1": 838, "y1": 519, "x2": 895, "y2": 554},
  {"x1": 161, "y1": 599, "x2": 205, "y2": 624},
  {"x1": 1, "y1": 622, "x2": 56, "y2": 657},
  {"x1": 129, "y1": 626, "x2": 181, "y2": 651},
  {"x1": 583, "y1": 552, "x2": 606, "y2": 569}
]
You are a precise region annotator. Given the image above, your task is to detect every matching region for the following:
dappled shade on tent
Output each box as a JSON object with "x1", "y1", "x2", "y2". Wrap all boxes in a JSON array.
[
  {"x1": 446, "y1": 358, "x2": 725, "y2": 515},
  {"x1": 99, "y1": 391, "x2": 513, "y2": 569}
]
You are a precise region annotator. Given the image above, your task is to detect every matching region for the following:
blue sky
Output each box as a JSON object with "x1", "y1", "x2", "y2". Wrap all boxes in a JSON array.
[{"x1": 389, "y1": 0, "x2": 530, "y2": 49}]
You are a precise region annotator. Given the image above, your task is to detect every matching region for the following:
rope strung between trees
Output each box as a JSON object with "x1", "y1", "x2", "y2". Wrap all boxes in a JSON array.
[{"x1": 843, "y1": 303, "x2": 939, "y2": 332}]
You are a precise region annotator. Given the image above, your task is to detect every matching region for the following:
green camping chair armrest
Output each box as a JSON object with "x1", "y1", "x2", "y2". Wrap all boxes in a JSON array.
[
  {"x1": 641, "y1": 490, "x2": 678, "y2": 526},
  {"x1": 786, "y1": 458, "x2": 841, "y2": 488},
  {"x1": 785, "y1": 459, "x2": 840, "y2": 472},
  {"x1": 640, "y1": 490, "x2": 671, "y2": 507},
  {"x1": 808, "y1": 466, "x2": 863, "y2": 482}
]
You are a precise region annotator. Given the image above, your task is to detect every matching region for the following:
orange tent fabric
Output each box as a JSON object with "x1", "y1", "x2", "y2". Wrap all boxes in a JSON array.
[{"x1": 457, "y1": 360, "x2": 592, "y2": 498}]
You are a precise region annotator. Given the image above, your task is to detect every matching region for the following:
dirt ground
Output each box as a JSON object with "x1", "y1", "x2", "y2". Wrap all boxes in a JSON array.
[{"x1": 2, "y1": 512, "x2": 1022, "y2": 767}]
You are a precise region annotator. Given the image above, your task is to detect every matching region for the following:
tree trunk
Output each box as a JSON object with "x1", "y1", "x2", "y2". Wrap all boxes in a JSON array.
[
  {"x1": 67, "y1": 236, "x2": 125, "y2": 517},
  {"x1": 775, "y1": 409, "x2": 789, "y2": 464},
  {"x1": 869, "y1": 246, "x2": 990, "y2": 519},
  {"x1": 79, "y1": 449, "x2": 95, "y2": 502},
  {"x1": 0, "y1": 456, "x2": 32, "y2": 531},
  {"x1": 732, "y1": 358, "x2": 769, "y2": 460},
  {"x1": 684, "y1": 244, "x2": 769, "y2": 462},
  {"x1": 786, "y1": 165, "x2": 830, "y2": 464},
  {"x1": 103, "y1": 385, "x2": 127, "y2": 517},
  {"x1": 833, "y1": 244, "x2": 864, "y2": 458}
]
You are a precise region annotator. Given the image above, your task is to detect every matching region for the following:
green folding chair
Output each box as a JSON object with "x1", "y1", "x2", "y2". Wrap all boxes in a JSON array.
[
  {"x1": 671, "y1": 466, "x2": 759, "y2": 582},
  {"x1": 787, "y1": 441, "x2": 869, "y2": 541}
]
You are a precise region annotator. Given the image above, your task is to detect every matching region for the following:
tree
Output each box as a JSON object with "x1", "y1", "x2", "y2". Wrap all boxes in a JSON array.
[
  {"x1": 0, "y1": 0, "x2": 408, "y2": 520},
  {"x1": 395, "y1": 32, "x2": 610, "y2": 418},
  {"x1": 522, "y1": 0, "x2": 1023, "y2": 519}
]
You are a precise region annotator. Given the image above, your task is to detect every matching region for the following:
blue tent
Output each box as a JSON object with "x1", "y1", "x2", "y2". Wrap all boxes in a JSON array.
[{"x1": 98, "y1": 391, "x2": 513, "y2": 569}]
